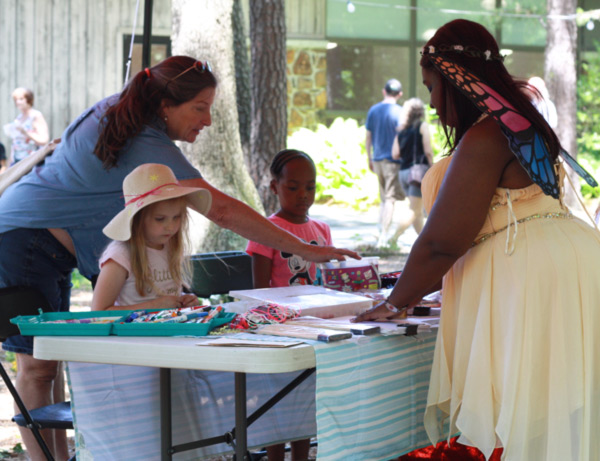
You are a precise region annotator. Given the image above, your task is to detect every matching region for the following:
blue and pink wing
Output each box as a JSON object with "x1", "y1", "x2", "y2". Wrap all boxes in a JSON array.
[{"x1": 429, "y1": 55, "x2": 597, "y2": 199}]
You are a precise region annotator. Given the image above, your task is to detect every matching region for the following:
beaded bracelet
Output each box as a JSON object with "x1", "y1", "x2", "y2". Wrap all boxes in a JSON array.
[{"x1": 373, "y1": 299, "x2": 408, "y2": 314}]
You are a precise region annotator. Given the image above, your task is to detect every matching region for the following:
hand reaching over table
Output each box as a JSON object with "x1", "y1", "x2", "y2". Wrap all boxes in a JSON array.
[
  {"x1": 299, "y1": 244, "x2": 361, "y2": 263},
  {"x1": 351, "y1": 299, "x2": 412, "y2": 323}
]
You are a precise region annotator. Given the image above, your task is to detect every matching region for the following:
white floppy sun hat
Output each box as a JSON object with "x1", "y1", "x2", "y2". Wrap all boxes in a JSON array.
[{"x1": 103, "y1": 163, "x2": 212, "y2": 241}]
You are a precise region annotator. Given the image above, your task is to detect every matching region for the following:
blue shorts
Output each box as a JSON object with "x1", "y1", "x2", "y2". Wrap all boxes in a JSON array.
[
  {"x1": 0, "y1": 228, "x2": 76, "y2": 354},
  {"x1": 399, "y1": 168, "x2": 423, "y2": 198}
]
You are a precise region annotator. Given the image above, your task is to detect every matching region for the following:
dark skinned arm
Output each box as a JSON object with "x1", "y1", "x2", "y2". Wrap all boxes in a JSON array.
[
  {"x1": 355, "y1": 118, "x2": 520, "y2": 321},
  {"x1": 251, "y1": 253, "x2": 273, "y2": 289}
]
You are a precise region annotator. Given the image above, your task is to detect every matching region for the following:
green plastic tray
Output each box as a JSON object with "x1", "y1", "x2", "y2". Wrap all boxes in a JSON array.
[
  {"x1": 112, "y1": 311, "x2": 236, "y2": 336},
  {"x1": 10, "y1": 311, "x2": 133, "y2": 336}
]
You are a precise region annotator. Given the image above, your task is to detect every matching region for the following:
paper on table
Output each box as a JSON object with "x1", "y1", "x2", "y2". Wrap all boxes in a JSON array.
[
  {"x1": 197, "y1": 337, "x2": 304, "y2": 348},
  {"x1": 255, "y1": 324, "x2": 352, "y2": 342},
  {"x1": 287, "y1": 317, "x2": 380, "y2": 335}
]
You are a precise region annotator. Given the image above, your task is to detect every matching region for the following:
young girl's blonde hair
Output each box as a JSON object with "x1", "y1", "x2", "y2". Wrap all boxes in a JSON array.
[{"x1": 128, "y1": 196, "x2": 193, "y2": 297}]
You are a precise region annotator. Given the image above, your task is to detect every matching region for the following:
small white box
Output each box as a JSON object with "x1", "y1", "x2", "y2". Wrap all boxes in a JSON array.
[{"x1": 228, "y1": 285, "x2": 373, "y2": 319}]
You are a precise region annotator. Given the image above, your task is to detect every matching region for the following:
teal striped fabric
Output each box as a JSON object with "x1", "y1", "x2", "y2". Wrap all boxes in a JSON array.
[
  {"x1": 65, "y1": 331, "x2": 437, "y2": 460},
  {"x1": 313, "y1": 331, "x2": 437, "y2": 460}
]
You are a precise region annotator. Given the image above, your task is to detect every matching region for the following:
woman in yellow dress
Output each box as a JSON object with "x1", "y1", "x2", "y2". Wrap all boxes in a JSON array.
[{"x1": 355, "y1": 19, "x2": 600, "y2": 461}]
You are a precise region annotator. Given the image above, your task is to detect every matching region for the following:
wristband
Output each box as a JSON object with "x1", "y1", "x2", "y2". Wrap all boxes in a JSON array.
[{"x1": 373, "y1": 299, "x2": 407, "y2": 314}]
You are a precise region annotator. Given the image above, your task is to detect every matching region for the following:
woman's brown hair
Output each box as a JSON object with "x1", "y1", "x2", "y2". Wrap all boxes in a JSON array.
[{"x1": 94, "y1": 56, "x2": 217, "y2": 169}]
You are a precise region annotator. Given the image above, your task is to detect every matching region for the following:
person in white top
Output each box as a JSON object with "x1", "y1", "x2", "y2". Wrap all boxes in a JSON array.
[
  {"x1": 5, "y1": 87, "x2": 49, "y2": 165},
  {"x1": 92, "y1": 163, "x2": 212, "y2": 311}
]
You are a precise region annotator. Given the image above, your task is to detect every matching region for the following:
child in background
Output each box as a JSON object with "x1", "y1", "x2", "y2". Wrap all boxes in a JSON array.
[
  {"x1": 247, "y1": 149, "x2": 331, "y2": 460},
  {"x1": 92, "y1": 163, "x2": 212, "y2": 311}
]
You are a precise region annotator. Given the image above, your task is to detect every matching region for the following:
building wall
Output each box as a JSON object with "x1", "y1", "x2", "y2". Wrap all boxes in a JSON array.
[
  {"x1": 286, "y1": 45, "x2": 328, "y2": 133},
  {"x1": 1, "y1": 0, "x2": 593, "y2": 147},
  {"x1": 0, "y1": 0, "x2": 172, "y2": 148}
]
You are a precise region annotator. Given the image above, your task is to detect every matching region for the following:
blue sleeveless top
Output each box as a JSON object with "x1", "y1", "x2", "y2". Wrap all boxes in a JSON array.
[{"x1": 0, "y1": 95, "x2": 201, "y2": 279}]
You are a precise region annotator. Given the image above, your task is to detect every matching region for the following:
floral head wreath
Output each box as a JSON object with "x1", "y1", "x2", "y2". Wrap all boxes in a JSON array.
[{"x1": 421, "y1": 44, "x2": 504, "y2": 62}]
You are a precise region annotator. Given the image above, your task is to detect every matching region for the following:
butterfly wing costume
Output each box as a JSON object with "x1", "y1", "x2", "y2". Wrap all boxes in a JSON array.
[{"x1": 424, "y1": 53, "x2": 597, "y2": 199}]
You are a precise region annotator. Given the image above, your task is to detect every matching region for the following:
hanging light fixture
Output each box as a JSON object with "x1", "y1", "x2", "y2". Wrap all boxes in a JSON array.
[
  {"x1": 347, "y1": 0, "x2": 356, "y2": 13},
  {"x1": 586, "y1": 19, "x2": 595, "y2": 31}
]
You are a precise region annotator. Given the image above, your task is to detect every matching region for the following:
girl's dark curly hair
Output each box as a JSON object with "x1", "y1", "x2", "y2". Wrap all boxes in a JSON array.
[{"x1": 94, "y1": 56, "x2": 217, "y2": 169}]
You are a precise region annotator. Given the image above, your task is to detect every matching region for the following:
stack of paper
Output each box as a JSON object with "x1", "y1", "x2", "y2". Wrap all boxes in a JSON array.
[{"x1": 228, "y1": 285, "x2": 373, "y2": 319}]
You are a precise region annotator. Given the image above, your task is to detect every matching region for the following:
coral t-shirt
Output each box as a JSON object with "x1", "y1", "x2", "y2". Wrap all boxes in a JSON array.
[{"x1": 246, "y1": 215, "x2": 332, "y2": 287}]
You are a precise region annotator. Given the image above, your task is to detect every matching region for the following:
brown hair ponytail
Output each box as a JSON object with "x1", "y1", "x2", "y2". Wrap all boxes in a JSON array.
[{"x1": 94, "y1": 56, "x2": 217, "y2": 169}]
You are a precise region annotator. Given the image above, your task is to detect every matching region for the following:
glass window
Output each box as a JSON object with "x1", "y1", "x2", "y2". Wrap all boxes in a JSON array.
[
  {"x1": 502, "y1": 49, "x2": 545, "y2": 80},
  {"x1": 326, "y1": 43, "x2": 410, "y2": 111},
  {"x1": 417, "y1": 0, "x2": 496, "y2": 42},
  {"x1": 326, "y1": 0, "x2": 410, "y2": 40},
  {"x1": 122, "y1": 35, "x2": 172, "y2": 82},
  {"x1": 500, "y1": 0, "x2": 546, "y2": 46}
]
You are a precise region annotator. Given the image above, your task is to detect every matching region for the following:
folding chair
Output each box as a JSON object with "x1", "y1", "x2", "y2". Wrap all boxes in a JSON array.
[
  {"x1": 190, "y1": 251, "x2": 254, "y2": 298},
  {"x1": 0, "y1": 286, "x2": 74, "y2": 461}
]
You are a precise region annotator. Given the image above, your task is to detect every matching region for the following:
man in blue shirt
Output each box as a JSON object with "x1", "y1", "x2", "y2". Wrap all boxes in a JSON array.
[{"x1": 366, "y1": 79, "x2": 405, "y2": 247}]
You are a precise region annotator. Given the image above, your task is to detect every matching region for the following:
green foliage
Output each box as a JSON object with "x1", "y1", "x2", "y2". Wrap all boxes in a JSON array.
[
  {"x1": 288, "y1": 118, "x2": 379, "y2": 211},
  {"x1": 426, "y1": 108, "x2": 447, "y2": 161},
  {"x1": 5, "y1": 351, "x2": 16, "y2": 372},
  {"x1": 575, "y1": 154, "x2": 600, "y2": 199},
  {"x1": 71, "y1": 268, "x2": 92, "y2": 290},
  {"x1": 287, "y1": 113, "x2": 447, "y2": 210},
  {"x1": 0, "y1": 443, "x2": 24, "y2": 459},
  {"x1": 577, "y1": 43, "x2": 600, "y2": 198}
]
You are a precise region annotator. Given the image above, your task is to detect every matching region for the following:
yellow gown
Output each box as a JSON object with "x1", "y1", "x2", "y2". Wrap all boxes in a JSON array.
[{"x1": 421, "y1": 156, "x2": 600, "y2": 461}]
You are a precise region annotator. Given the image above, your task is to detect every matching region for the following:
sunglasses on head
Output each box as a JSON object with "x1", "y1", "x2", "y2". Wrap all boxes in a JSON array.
[{"x1": 164, "y1": 60, "x2": 212, "y2": 90}]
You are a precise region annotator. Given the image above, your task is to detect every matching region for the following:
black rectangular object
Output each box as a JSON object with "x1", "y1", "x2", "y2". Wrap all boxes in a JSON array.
[{"x1": 190, "y1": 251, "x2": 253, "y2": 298}]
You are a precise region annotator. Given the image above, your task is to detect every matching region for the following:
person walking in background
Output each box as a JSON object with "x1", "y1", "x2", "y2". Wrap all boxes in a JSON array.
[
  {"x1": 365, "y1": 79, "x2": 405, "y2": 247},
  {"x1": 527, "y1": 76, "x2": 558, "y2": 129},
  {"x1": 389, "y1": 97, "x2": 433, "y2": 246},
  {"x1": 247, "y1": 149, "x2": 330, "y2": 460},
  {"x1": 3, "y1": 88, "x2": 49, "y2": 165}
]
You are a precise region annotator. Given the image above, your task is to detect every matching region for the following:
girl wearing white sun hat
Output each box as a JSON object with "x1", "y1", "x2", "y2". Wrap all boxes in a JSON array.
[{"x1": 93, "y1": 163, "x2": 211, "y2": 311}]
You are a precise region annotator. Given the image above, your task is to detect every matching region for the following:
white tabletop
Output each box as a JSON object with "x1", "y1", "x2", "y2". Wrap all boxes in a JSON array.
[{"x1": 34, "y1": 335, "x2": 316, "y2": 373}]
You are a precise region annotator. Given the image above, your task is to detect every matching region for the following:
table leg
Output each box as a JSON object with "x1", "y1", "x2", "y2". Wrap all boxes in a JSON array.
[
  {"x1": 234, "y1": 372, "x2": 248, "y2": 461},
  {"x1": 160, "y1": 368, "x2": 172, "y2": 461}
]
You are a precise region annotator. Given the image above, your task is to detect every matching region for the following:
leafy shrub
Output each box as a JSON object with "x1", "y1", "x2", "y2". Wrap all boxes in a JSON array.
[
  {"x1": 288, "y1": 118, "x2": 379, "y2": 211},
  {"x1": 71, "y1": 268, "x2": 92, "y2": 290},
  {"x1": 577, "y1": 44, "x2": 600, "y2": 198},
  {"x1": 287, "y1": 111, "x2": 446, "y2": 211}
]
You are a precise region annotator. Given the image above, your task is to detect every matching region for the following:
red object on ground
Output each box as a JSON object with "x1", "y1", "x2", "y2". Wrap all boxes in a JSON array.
[{"x1": 397, "y1": 437, "x2": 503, "y2": 460}]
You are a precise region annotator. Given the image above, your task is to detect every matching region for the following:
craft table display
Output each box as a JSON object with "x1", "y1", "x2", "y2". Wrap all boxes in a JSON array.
[{"x1": 35, "y1": 327, "x2": 437, "y2": 461}]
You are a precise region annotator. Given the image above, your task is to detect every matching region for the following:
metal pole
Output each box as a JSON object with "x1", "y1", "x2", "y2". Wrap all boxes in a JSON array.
[
  {"x1": 160, "y1": 368, "x2": 172, "y2": 461},
  {"x1": 234, "y1": 372, "x2": 248, "y2": 460},
  {"x1": 142, "y1": 0, "x2": 154, "y2": 69}
]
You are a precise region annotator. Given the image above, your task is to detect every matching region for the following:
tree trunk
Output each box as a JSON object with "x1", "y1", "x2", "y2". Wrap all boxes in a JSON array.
[
  {"x1": 171, "y1": 0, "x2": 263, "y2": 253},
  {"x1": 249, "y1": 0, "x2": 288, "y2": 216},
  {"x1": 546, "y1": 0, "x2": 579, "y2": 207},
  {"x1": 233, "y1": 0, "x2": 252, "y2": 160}
]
